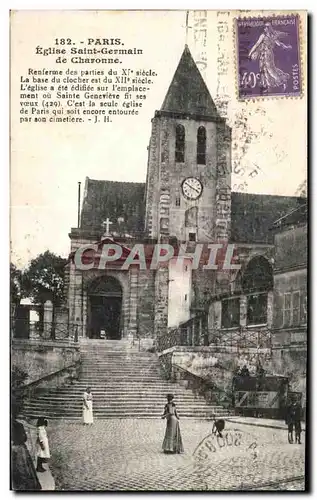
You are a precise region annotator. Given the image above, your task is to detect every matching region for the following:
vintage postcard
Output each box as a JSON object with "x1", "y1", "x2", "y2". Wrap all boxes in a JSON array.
[{"x1": 10, "y1": 10, "x2": 308, "y2": 492}]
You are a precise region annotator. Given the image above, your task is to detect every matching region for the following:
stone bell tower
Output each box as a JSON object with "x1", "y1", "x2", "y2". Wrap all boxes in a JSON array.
[
  {"x1": 145, "y1": 45, "x2": 232, "y2": 339},
  {"x1": 144, "y1": 44, "x2": 232, "y2": 244}
]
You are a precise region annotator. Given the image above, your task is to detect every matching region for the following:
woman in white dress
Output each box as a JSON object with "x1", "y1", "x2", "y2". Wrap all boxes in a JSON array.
[
  {"x1": 36, "y1": 417, "x2": 50, "y2": 473},
  {"x1": 83, "y1": 387, "x2": 93, "y2": 425}
]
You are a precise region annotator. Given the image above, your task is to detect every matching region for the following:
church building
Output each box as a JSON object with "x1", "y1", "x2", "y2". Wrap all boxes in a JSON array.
[{"x1": 67, "y1": 45, "x2": 305, "y2": 346}]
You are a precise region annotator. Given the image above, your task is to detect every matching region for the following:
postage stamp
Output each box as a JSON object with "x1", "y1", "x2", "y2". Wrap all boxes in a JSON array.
[{"x1": 236, "y1": 15, "x2": 302, "y2": 99}]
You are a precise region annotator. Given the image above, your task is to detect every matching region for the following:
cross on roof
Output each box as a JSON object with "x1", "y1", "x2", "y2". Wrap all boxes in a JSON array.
[{"x1": 102, "y1": 217, "x2": 113, "y2": 235}]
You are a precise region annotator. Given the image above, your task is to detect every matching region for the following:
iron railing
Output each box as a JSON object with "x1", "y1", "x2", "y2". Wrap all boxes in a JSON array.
[
  {"x1": 208, "y1": 327, "x2": 272, "y2": 350},
  {"x1": 157, "y1": 312, "x2": 208, "y2": 352},
  {"x1": 157, "y1": 314, "x2": 272, "y2": 353},
  {"x1": 11, "y1": 318, "x2": 79, "y2": 342}
]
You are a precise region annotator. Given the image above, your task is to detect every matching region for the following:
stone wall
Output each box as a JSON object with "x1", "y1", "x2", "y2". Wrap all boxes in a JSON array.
[
  {"x1": 137, "y1": 269, "x2": 155, "y2": 338},
  {"x1": 144, "y1": 116, "x2": 160, "y2": 238},
  {"x1": 170, "y1": 346, "x2": 271, "y2": 375},
  {"x1": 274, "y1": 224, "x2": 307, "y2": 271},
  {"x1": 11, "y1": 339, "x2": 80, "y2": 386},
  {"x1": 168, "y1": 257, "x2": 192, "y2": 328},
  {"x1": 215, "y1": 122, "x2": 231, "y2": 241},
  {"x1": 273, "y1": 269, "x2": 307, "y2": 329},
  {"x1": 163, "y1": 345, "x2": 306, "y2": 408},
  {"x1": 271, "y1": 347, "x2": 307, "y2": 405},
  {"x1": 154, "y1": 266, "x2": 169, "y2": 338}
]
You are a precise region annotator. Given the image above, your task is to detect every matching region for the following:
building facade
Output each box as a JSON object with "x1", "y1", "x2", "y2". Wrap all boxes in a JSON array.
[{"x1": 66, "y1": 45, "x2": 306, "y2": 349}]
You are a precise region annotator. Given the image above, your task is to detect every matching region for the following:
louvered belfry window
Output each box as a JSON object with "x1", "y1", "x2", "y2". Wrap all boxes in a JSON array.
[
  {"x1": 197, "y1": 126, "x2": 206, "y2": 165},
  {"x1": 175, "y1": 124, "x2": 185, "y2": 163}
]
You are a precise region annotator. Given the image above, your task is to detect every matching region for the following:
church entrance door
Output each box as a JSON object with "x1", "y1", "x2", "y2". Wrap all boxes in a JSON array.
[{"x1": 88, "y1": 277, "x2": 123, "y2": 340}]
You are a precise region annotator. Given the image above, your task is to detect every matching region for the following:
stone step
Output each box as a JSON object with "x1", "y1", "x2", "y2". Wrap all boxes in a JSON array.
[
  {"x1": 79, "y1": 364, "x2": 159, "y2": 369},
  {"x1": 35, "y1": 394, "x2": 208, "y2": 402},
  {"x1": 25, "y1": 397, "x2": 213, "y2": 405},
  {"x1": 21, "y1": 413, "x2": 226, "y2": 420},
  {"x1": 24, "y1": 404, "x2": 215, "y2": 413},
  {"x1": 80, "y1": 361, "x2": 157, "y2": 366},
  {"x1": 78, "y1": 377, "x2": 164, "y2": 380},
  {"x1": 80, "y1": 369, "x2": 160, "y2": 374},
  {"x1": 79, "y1": 369, "x2": 161, "y2": 373},
  {"x1": 27, "y1": 392, "x2": 210, "y2": 400},
  {"x1": 23, "y1": 404, "x2": 225, "y2": 413},
  {"x1": 80, "y1": 354, "x2": 156, "y2": 358},
  {"x1": 80, "y1": 349, "x2": 153, "y2": 355},
  {"x1": 62, "y1": 379, "x2": 178, "y2": 384},
  {"x1": 78, "y1": 375, "x2": 163, "y2": 379},
  {"x1": 33, "y1": 393, "x2": 211, "y2": 401},
  {"x1": 23, "y1": 412, "x2": 226, "y2": 419},
  {"x1": 80, "y1": 365, "x2": 161, "y2": 369},
  {"x1": 80, "y1": 362, "x2": 156, "y2": 365},
  {"x1": 22, "y1": 340, "x2": 231, "y2": 421},
  {"x1": 58, "y1": 381, "x2": 189, "y2": 390},
  {"x1": 40, "y1": 388, "x2": 200, "y2": 395},
  {"x1": 80, "y1": 348, "x2": 155, "y2": 352},
  {"x1": 22, "y1": 406, "x2": 227, "y2": 415},
  {"x1": 39, "y1": 383, "x2": 192, "y2": 389}
]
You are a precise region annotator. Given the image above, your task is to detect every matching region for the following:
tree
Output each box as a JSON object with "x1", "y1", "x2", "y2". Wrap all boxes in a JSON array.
[
  {"x1": 296, "y1": 179, "x2": 307, "y2": 198},
  {"x1": 23, "y1": 251, "x2": 67, "y2": 307},
  {"x1": 12, "y1": 365, "x2": 29, "y2": 417},
  {"x1": 10, "y1": 263, "x2": 24, "y2": 306}
]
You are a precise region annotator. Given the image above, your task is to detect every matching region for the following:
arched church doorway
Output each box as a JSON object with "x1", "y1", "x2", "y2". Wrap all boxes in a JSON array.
[{"x1": 87, "y1": 276, "x2": 123, "y2": 340}]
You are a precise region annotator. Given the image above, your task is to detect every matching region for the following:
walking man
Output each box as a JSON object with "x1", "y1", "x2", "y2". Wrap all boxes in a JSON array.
[
  {"x1": 294, "y1": 402, "x2": 302, "y2": 444},
  {"x1": 285, "y1": 401, "x2": 295, "y2": 444}
]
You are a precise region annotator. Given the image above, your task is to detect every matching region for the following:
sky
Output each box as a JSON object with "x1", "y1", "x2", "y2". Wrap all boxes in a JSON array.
[{"x1": 10, "y1": 10, "x2": 307, "y2": 268}]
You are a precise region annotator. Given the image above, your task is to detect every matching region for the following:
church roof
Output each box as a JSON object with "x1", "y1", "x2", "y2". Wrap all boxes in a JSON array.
[
  {"x1": 160, "y1": 45, "x2": 219, "y2": 119},
  {"x1": 272, "y1": 202, "x2": 307, "y2": 230},
  {"x1": 230, "y1": 192, "x2": 306, "y2": 244},
  {"x1": 80, "y1": 178, "x2": 304, "y2": 244},
  {"x1": 80, "y1": 178, "x2": 145, "y2": 236}
]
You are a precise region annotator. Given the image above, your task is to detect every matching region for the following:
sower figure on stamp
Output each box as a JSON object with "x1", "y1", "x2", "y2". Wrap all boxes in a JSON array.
[
  {"x1": 248, "y1": 22, "x2": 292, "y2": 91},
  {"x1": 161, "y1": 394, "x2": 184, "y2": 454}
]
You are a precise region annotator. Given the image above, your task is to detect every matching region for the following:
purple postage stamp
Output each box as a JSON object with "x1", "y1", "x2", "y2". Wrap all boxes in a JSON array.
[{"x1": 236, "y1": 15, "x2": 301, "y2": 99}]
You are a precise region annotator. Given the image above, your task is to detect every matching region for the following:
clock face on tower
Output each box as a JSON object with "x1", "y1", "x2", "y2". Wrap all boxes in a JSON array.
[{"x1": 181, "y1": 177, "x2": 203, "y2": 200}]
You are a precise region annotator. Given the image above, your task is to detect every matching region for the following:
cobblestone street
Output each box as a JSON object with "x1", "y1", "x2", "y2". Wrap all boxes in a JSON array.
[{"x1": 47, "y1": 419, "x2": 306, "y2": 491}]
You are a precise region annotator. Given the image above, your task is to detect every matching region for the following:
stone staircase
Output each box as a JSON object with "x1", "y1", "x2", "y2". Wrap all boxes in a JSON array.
[{"x1": 22, "y1": 340, "x2": 230, "y2": 419}]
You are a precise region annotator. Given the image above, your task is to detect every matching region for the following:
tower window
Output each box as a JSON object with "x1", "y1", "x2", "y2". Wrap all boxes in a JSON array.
[
  {"x1": 175, "y1": 196, "x2": 180, "y2": 207},
  {"x1": 197, "y1": 126, "x2": 206, "y2": 165},
  {"x1": 175, "y1": 124, "x2": 185, "y2": 163},
  {"x1": 189, "y1": 232, "x2": 196, "y2": 242}
]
